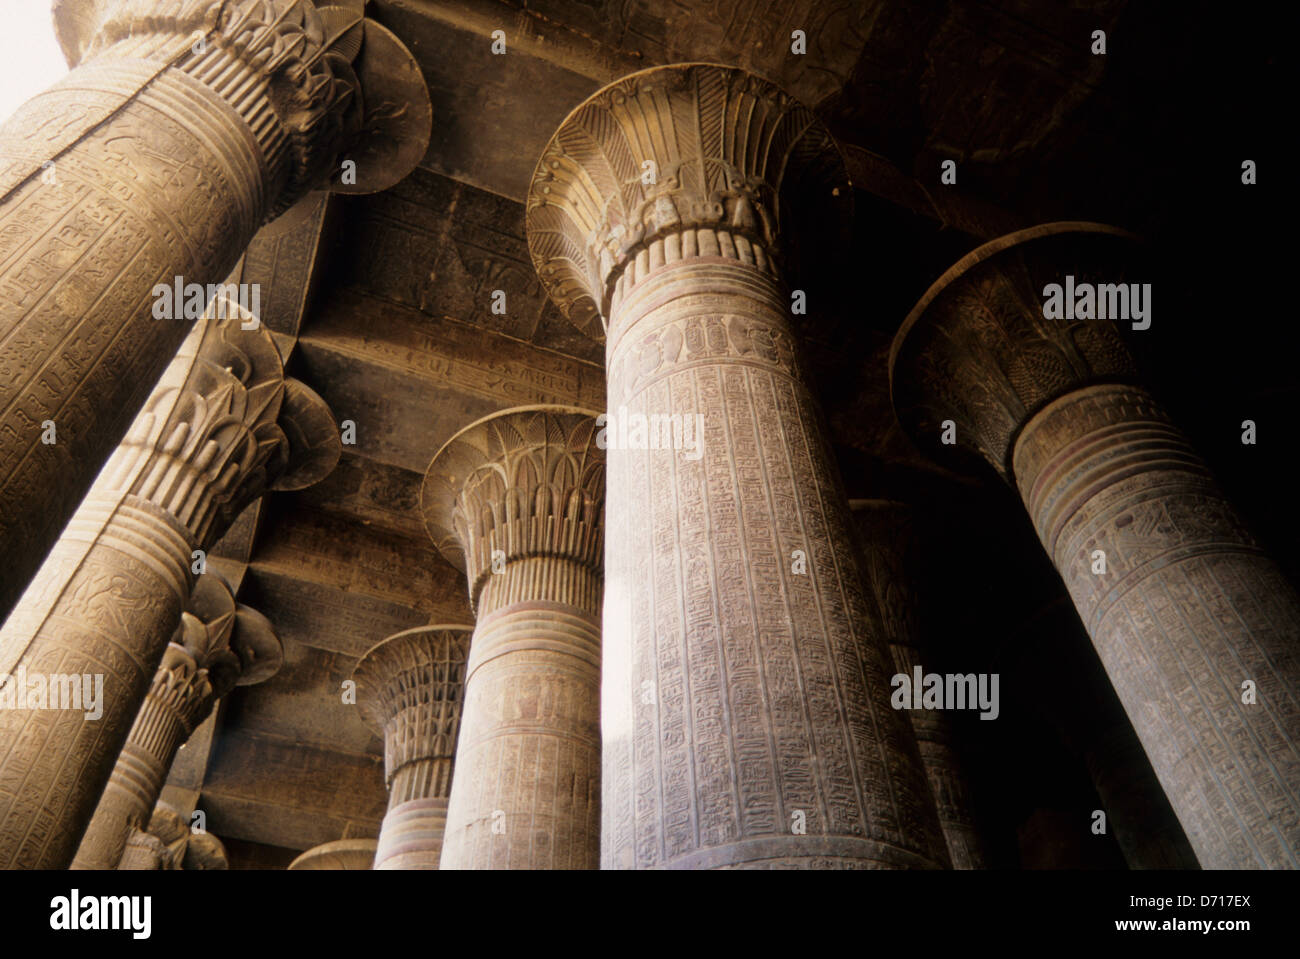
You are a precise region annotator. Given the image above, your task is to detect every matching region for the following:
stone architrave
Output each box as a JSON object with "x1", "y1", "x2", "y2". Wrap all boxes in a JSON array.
[
  {"x1": 352, "y1": 625, "x2": 473, "y2": 870},
  {"x1": 526, "y1": 64, "x2": 950, "y2": 869},
  {"x1": 287, "y1": 838, "x2": 378, "y2": 871},
  {"x1": 0, "y1": 0, "x2": 432, "y2": 619},
  {"x1": 422, "y1": 407, "x2": 604, "y2": 869},
  {"x1": 0, "y1": 297, "x2": 339, "y2": 869},
  {"x1": 117, "y1": 801, "x2": 228, "y2": 870},
  {"x1": 849, "y1": 500, "x2": 988, "y2": 869},
  {"x1": 890, "y1": 221, "x2": 1300, "y2": 869},
  {"x1": 72, "y1": 574, "x2": 283, "y2": 870}
]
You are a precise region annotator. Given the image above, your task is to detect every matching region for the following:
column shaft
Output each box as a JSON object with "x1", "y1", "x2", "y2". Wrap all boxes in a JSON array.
[
  {"x1": 0, "y1": 493, "x2": 192, "y2": 868},
  {"x1": 442, "y1": 559, "x2": 602, "y2": 869},
  {"x1": 890, "y1": 222, "x2": 1300, "y2": 869},
  {"x1": 375, "y1": 758, "x2": 452, "y2": 870},
  {"x1": 0, "y1": 304, "x2": 338, "y2": 868},
  {"x1": 71, "y1": 688, "x2": 187, "y2": 870},
  {"x1": 1013, "y1": 383, "x2": 1300, "y2": 867},
  {"x1": 602, "y1": 260, "x2": 946, "y2": 868},
  {"x1": 0, "y1": 0, "x2": 431, "y2": 618}
]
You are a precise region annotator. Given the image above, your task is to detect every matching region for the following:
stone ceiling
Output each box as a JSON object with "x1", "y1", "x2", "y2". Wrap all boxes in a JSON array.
[{"x1": 159, "y1": 0, "x2": 1291, "y2": 867}]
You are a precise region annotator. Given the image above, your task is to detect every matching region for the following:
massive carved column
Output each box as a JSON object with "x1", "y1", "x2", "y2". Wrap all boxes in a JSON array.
[
  {"x1": 352, "y1": 625, "x2": 472, "y2": 870},
  {"x1": 72, "y1": 573, "x2": 282, "y2": 870},
  {"x1": 849, "y1": 500, "x2": 987, "y2": 869},
  {"x1": 526, "y1": 64, "x2": 949, "y2": 869},
  {"x1": 890, "y1": 221, "x2": 1300, "y2": 869},
  {"x1": 0, "y1": 298, "x2": 339, "y2": 868},
  {"x1": 422, "y1": 407, "x2": 604, "y2": 869},
  {"x1": 0, "y1": 0, "x2": 431, "y2": 618}
]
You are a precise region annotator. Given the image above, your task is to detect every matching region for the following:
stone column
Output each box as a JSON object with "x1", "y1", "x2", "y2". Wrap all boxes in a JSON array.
[
  {"x1": 288, "y1": 838, "x2": 378, "y2": 871},
  {"x1": 0, "y1": 298, "x2": 339, "y2": 868},
  {"x1": 890, "y1": 221, "x2": 1300, "y2": 869},
  {"x1": 526, "y1": 64, "x2": 949, "y2": 869},
  {"x1": 117, "y1": 801, "x2": 228, "y2": 870},
  {"x1": 72, "y1": 573, "x2": 283, "y2": 869},
  {"x1": 422, "y1": 407, "x2": 604, "y2": 869},
  {"x1": 0, "y1": 0, "x2": 431, "y2": 618},
  {"x1": 352, "y1": 625, "x2": 473, "y2": 870},
  {"x1": 849, "y1": 500, "x2": 987, "y2": 869},
  {"x1": 1010, "y1": 599, "x2": 1198, "y2": 870}
]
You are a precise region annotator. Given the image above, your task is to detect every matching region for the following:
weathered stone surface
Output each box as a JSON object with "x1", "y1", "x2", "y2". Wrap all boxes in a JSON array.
[
  {"x1": 352, "y1": 625, "x2": 472, "y2": 870},
  {"x1": 73, "y1": 574, "x2": 282, "y2": 870},
  {"x1": 528, "y1": 64, "x2": 949, "y2": 870},
  {"x1": 891, "y1": 222, "x2": 1300, "y2": 869},
  {"x1": 424, "y1": 407, "x2": 604, "y2": 869},
  {"x1": 0, "y1": 0, "x2": 430, "y2": 619},
  {"x1": 0, "y1": 300, "x2": 337, "y2": 868},
  {"x1": 117, "y1": 801, "x2": 228, "y2": 870}
]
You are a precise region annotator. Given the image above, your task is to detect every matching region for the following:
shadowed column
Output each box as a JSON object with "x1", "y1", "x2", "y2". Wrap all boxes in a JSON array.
[
  {"x1": 0, "y1": 0, "x2": 431, "y2": 618},
  {"x1": 891, "y1": 221, "x2": 1300, "y2": 869},
  {"x1": 72, "y1": 573, "x2": 282, "y2": 869},
  {"x1": 352, "y1": 625, "x2": 473, "y2": 870},
  {"x1": 849, "y1": 500, "x2": 988, "y2": 869},
  {"x1": 526, "y1": 63, "x2": 949, "y2": 869},
  {"x1": 423, "y1": 407, "x2": 604, "y2": 869},
  {"x1": 0, "y1": 297, "x2": 339, "y2": 868}
]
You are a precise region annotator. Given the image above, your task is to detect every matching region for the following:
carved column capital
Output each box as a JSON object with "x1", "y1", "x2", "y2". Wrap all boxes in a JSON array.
[
  {"x1": 889, "y1": 222, "x2": 1146, "y2": 480},
  {"x1": 99, "y1": 297, "x2": 341, "y2": 548},
  {"x1": 51, "y1": 0, "x2": 433, "y2": 215},
  {"x1": 287, "y1": 838, "x2": 377, "y2": 870},
  {"x1": 71, "y1": 572, "x2": 281, "y2": 870},
  {"x1": 525, "y1": 63, "x2": 850, "y2": 338},
  {"x1": 352, "y1": 626, "x2": 473, "y2": 788},
  {"x1": 353, "y1": 625, "x2": 472, "y2": 870},
  {"x1": 152, "y1": 573, "x2": 283, "y2": 735},
  {"x1": 421, "y1": 406, "x2": 605, "y2": 616},
  {"x1": 119, "y1": 802, "x2": 228, "y2": 870}
]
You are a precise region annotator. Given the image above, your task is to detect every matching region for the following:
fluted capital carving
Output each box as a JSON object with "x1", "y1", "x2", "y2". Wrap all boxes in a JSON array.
[
  {"x1": 287, "y1": 838, "x2": 377, "y2": 870},
  {"x1": 148, "y1": 573, "x2": 283, "y2": 734},
  {"x1": 52, "y1": 0, "x2": 432, "y2": 215},
  {"x1": 889, "y1": 222, "x2": 1147, "y2": 480},
  {"x1": 99, "y1": 297, "x2": 340, "y2": 547},
  {"x1": 351, "y1": 625, "x2": 473, "y2": 786},
  {"x1": 421, "y1": 406, "x2": 605, "y2": 611},
  {"x1": 121, "y1": 803, "x2": 228, "y2": 870},
  {"x1": 526, "y1": 63, "x2": 850, "y2": 338}
]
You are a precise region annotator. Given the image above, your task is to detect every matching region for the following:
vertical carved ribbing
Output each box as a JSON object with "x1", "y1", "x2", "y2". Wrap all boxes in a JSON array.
[
  {"x1": 423, "y1": 407, "x2": 606, "y2": 869},
  {"x1": 353, "y1": 626, "x2": 473, "y2": 870},
  {"x1": 850, "y1": 501, "x2": 988, "y2": 869},
  {"x1": 1013, "y1": 384, "x2": 1300, "y2": 868}
]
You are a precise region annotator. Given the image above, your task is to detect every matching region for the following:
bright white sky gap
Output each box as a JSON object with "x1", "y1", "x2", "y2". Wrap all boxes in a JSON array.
[{"x1": 0, "y1": 0, "x2": 71, "y2": 126}]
